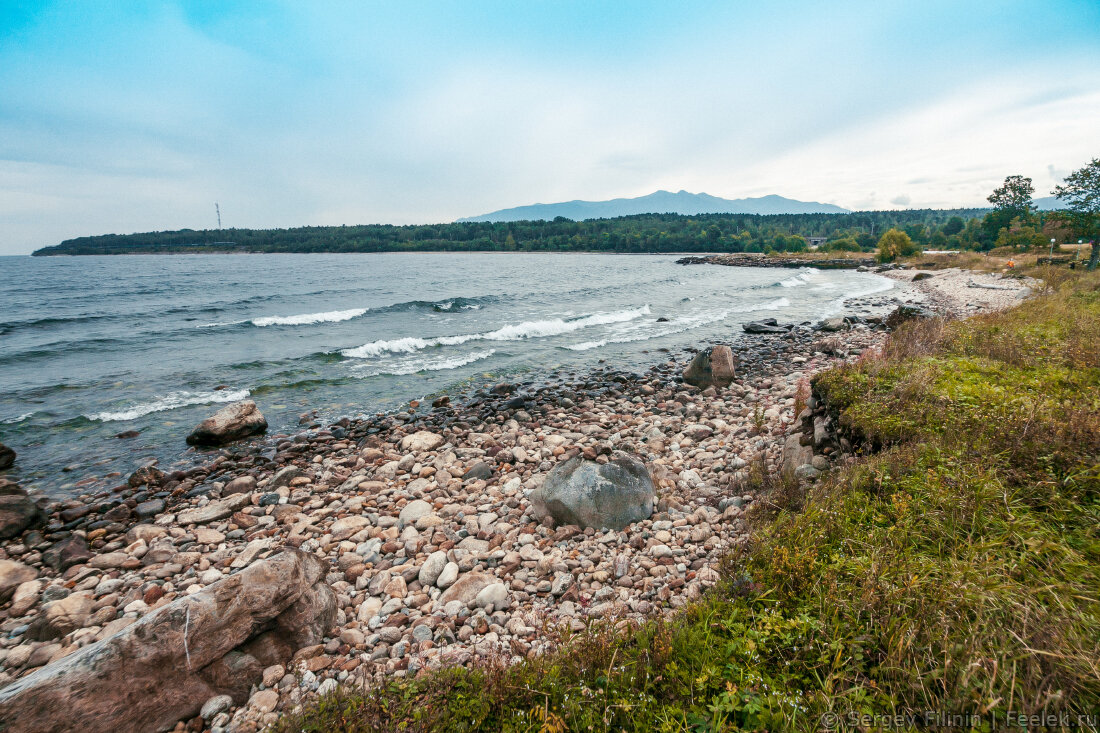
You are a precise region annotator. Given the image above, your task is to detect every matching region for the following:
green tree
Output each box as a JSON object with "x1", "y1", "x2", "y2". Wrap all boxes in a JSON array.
[
  {"x1": 943, "y1": 216, "x2": 965, "y2": 236},
  {"x1": 994, "y1": 218, "x2": 1046, "y2": 251},
  {"x1": 876, "y1": 228, "x2": 916, "y2": 263},
  {"x1": 1052, "y1": 157, "x2": 1100, "y2": 270},
  {"x1": 988, "y1": 174, "x2": 1035, "y2": 218}
]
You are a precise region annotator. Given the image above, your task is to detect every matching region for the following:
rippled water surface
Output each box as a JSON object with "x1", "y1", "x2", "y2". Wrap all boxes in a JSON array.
[{"x1": 0, "y1": 253, "x2": 895, "y2": 495}]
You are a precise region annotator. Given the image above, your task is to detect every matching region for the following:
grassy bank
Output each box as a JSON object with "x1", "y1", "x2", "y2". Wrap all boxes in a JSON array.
[{"x1": 279, "y1": 272, "x2": 1100, "y2": 732}]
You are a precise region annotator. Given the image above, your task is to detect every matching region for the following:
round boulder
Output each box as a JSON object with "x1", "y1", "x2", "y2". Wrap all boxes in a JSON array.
[{"x1": 529, "y1": 451, "x2": 655, "y2": 531}]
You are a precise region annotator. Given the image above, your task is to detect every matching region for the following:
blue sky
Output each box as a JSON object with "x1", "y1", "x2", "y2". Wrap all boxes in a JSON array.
[{"x1": 1, "y1": 1, "x2": 1098, "y2": 254}]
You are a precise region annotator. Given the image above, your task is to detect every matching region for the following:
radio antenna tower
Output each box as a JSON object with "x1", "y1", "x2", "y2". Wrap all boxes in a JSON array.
[{"x1": 215, "y1": 202, "x2": 222, "y2": 229}]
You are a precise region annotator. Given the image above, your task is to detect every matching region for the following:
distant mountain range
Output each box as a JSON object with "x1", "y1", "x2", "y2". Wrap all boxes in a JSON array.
[
  {"x1": 458, "y1": 190, "x2": 850, "y2": 222},
  {"x1": 1034, "y1": 196, "x2": 1069, "y2": 211}
]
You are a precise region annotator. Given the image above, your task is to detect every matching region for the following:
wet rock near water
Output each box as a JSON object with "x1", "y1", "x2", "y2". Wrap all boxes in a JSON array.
[
  {"x1": 742, "y1": 318, "x2": 793, "y2": 334},
  {"x1": 186, "y1": 401, "x2": 268, "y2": 447},
  {"x1": 0, "y1": 445, "x2": 14, "y2": 471}
]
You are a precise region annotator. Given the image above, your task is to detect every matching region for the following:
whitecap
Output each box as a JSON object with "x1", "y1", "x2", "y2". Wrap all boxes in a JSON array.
[
  {"x1": 2, "y1": 412, "x2": 34, "y2": 425},
  {"x1": 738, "y1": 297, "x2": 790, "y2": 312},
  {"x1": 86, "y1": 389, "x2": 251, "y2": 422},
  {"x1": 341, "y1": 337, "x2": 441, "y2": 359},
  {"x1": 354, "y1": 349, "x2": 496, "y2": 377},
  {"x1": 251, "y1": 308, "x2": 368, "y2": 327},
  {"x1": 564, "y1": 340, "x2": 607, "y2": 351},
  {"x1": 340, "y1": 306, "x2": 650, "y2": 358},
  {"x1": 779, "y1": 268, "x2": 821, "y2": 288}
]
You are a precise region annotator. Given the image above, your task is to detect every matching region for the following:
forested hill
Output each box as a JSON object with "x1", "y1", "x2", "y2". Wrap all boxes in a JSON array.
[{"x1": 32, "y1": 209, "x2": 987, "y2": 256}]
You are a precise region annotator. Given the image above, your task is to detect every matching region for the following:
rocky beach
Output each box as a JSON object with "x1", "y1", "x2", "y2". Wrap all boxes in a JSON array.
[{"x1": 0, "y1": 263, "x2": 1036, "y2": 732}]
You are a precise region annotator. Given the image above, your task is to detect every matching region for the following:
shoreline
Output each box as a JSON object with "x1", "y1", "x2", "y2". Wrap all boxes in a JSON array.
[{"x1": 0, "y1": 271, "x2": 1013, "y2": 731}]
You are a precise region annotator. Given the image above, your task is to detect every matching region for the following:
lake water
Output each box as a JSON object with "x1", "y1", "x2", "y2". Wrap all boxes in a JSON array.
[{"x1": 0, "y1": 253, "x2": 896, "y2": 496}]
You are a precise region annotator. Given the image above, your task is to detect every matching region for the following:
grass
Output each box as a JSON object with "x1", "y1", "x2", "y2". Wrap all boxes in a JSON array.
[{"x1": 278, "y1": 272, "x2": 1100, "y2": 732}]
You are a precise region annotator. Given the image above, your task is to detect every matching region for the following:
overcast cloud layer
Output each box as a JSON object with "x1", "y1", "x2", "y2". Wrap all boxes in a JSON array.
[{"x1": 1, "y1": 1, "x2": 1098, "y2": 254}]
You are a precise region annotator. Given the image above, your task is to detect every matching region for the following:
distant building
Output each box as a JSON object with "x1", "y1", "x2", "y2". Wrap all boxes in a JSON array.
[{"x1": 805, "y1": 237, "x2": 827, "y2": 249}]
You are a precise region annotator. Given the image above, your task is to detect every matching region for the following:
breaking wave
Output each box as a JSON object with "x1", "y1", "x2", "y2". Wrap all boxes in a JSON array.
[
  {"x1": 85, "y1": 389, "x2": 251, "y2": 422},
  {"x1": 340, "y1": 306, "x2": 651, "y2": 359},
  {"x1": 250, "y1": 308, "x2": 369, "y2": 327},
  {"x1": 353, "y1": 349, "x2": 497, "y2": 377}
]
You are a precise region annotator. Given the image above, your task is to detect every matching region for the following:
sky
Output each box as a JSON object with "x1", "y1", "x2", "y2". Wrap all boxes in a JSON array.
[{"x1": 1, "y1": 1, "x2": 1098, "y2": 254}]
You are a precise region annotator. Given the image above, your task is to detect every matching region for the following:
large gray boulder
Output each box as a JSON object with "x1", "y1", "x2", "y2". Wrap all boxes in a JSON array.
[
  {"x1": 682, "y1": 345, "x2": 737, "y2": 388},
  {"x1": 185, "y1": 400, "x2": 267, "y2": 446},
  {"x1": 0, "y1": 548, "x2": 335, "y2": 733},
  {"x1": 529, "y1": 452, "x2": 655, "y2": 530},
  {"x1": 781, "y1": 433, "x2": 813, "y2": 479}
]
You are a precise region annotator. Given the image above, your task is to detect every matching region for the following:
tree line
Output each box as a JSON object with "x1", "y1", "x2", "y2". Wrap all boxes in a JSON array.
[{"x1": 34, "y1": 209, "x2": 987, "y2": 256}]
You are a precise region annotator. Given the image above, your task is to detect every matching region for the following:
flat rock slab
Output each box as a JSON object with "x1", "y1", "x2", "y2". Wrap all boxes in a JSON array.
[
  {"x1": 0, "y1": 549, "x2": 335, "y2": 733},
  {"x1": 177, "y1": 493, "x2": 253, "y2": 525}
]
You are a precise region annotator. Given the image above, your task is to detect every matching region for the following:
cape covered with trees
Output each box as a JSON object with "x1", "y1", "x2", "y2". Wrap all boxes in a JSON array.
[{"x1": 33, "y1": 208, "x2": 991, "y2": 256}]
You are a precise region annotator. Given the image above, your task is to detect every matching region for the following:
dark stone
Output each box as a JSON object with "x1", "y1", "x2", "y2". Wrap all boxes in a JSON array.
[
  {"x1": 43, "y1": 535, "x2": 92, "y2": 571},
  {"x1": 0, "y1": 444, "x2": 15, "y2": 470},
  {"x1": 0, "y1": 482, "x2": 41, "y2": 539},
  {"x1": 742, "y1": 318, "x2": 792, "y2": 334},
  {"x1": 128, "y1": 466, "x2": 164, "y2": 488},
  {"x1": 59, "y1": 505, "x2": 95, "y2": 523},
  {"x1": 134, "y1": 499, "x2": 166, "y2": 519},
  {"x1": 462, "y1": 462, "x2": 494, "y2": 481},
  {"x1": 103, "y1": 504, "x2": 131, "y2": 523}
]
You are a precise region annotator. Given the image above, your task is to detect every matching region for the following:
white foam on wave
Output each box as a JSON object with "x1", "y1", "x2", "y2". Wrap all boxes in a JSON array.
[
  {"x1": 86, "y1": 389, "x2": 251, "y2": 422},
  {"x1": 739, "y1": 297, "x2": 790, "y2": 312},
  {"x1": 2, "y1": 412, "x2": 34, "y2": 425},
  {"x1": 565, "y1": 340, "x2": 607, "y2": 351},
  {"x1": 340, "y1": 306, "x2": 650, "y2": 359},
  {"x1": 779, "y1": 268, "x2": 821, "y2": 288},
  {"x1": 251, "y1": 308, "x2": 368, "y2": 327},
  {"x1": 563, "y1": 297, "x2": 791, "y2": 352},
  {"x1": 819, "y1": 275, "x2": 896, "y2": 318},
  {"x1": 354, "y1": 349, "x2": 496, "y2": 377},
  {"x1": 342, "y1": 336, "x2": 439, "y2": 358}
]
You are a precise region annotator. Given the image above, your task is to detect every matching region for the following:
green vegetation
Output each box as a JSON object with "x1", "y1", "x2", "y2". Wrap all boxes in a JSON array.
[
  {"x1": 277, "y1": 272, "x2": 1100, "y2": 731},
  {"x1": 874, "y1": 228, "x2": 917, "y2": 263},
  {"x1": 1052, "y1": 158, "x2": 1100, "y2": 270},
  {"x1": 32, "y1": 209, "x2": 985, "y2": 256}
]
